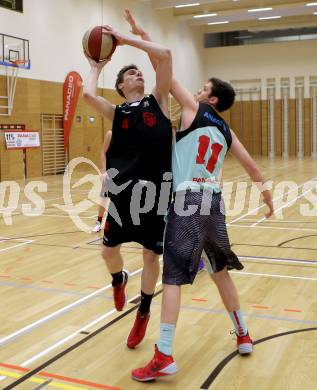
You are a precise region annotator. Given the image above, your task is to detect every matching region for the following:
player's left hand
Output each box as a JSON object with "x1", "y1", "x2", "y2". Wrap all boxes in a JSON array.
[{"x1": 124, "y1": 9, "x2": 146, "y2": 36}]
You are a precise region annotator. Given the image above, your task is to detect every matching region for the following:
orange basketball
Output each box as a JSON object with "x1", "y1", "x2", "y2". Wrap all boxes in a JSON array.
[{"x1": 82, "y1": 26, "x2": 117, "y2": 62}]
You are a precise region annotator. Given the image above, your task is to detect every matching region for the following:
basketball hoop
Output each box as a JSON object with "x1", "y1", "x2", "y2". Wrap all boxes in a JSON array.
[
  {"x1": 9, "y1": 59, "x2": 30, "y2": 68},
  {"x1": 0, "y1": 33, "x2": 31, "y2": 116},
  {"x1": 0, "y1": 62, "x2": 30, "y2": 116}
]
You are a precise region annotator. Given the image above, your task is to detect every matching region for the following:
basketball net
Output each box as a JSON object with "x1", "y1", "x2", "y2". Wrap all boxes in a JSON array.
[{"x1": 0, "y1": 59, "x2": 28, "y2": 116}]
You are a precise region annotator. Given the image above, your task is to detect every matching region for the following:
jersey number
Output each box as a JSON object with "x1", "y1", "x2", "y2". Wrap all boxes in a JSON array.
[{"x1": 196, "y1": 135, "x2": 223, "y2": 173}]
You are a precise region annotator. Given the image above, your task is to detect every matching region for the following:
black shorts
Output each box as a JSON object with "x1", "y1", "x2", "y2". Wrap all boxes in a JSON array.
[
  {"x1": 102, "y1": 188, "x2": 166, "y2": 255},
  {"x1": 162, "y1": 190, "x2": 243, "y2": 285}
]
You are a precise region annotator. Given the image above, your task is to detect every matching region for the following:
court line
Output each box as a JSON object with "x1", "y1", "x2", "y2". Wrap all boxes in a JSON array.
[
  {"x1": 21, "y1": 281, "x2": 162, "y2": 367},
  {"x1": 0, "y1": 369, "x2": 87, "y2": 390},
  {"x1": 0, "y1": 231, "x2": 80, "y2": 241},
  {"x1": 234, "y1": 218, "x2": 317, "y2": 224},
  {"x1": 0, "y1": 363, "x2": 120, "y2": 390},
  {"x1": 278, "y1": 234, "x2": 317, "y2": 247},
  {"x1": 0, "y1": 267, "x2": 144, "y2": 347},
  {"x1": 34, "y1": 214, "x2": 96, "y2": 219},
  {"x1": 232, "y1": 270, "x2": 317, "y2": 282},
  {"x1": 229, "y1": 224, "x2": 317, "y2": 232},
  {"x1": 233, "y1": 241, "x2": 317, "y2": 253},
  {"x1": 0, "y1": 238, "x2": 33, "y2": 253},
  {"x1": 5, "y1": 268, "x2": 314, "y2": 381},
  {"x1": 200, "y1": 327, "x2": 317, "y2": 389},
  {"x1": 3, "y1": 288, "x2": 162, "y2": 390},
  {"x1": 251, "y1": 185, "x2": 316, "y2": 227},
  {"x1": 33, "y1": 379, "x2": 53, "y2": 390},
  {"x1": 3, "y1": 277, "x2": 315, "y2": 388},
  {"x1": 238, "y1": 255, "x2": 317, "y2": 266},
  {"x1": 176, "y1": 304, "x2": 317, "y2": 325},
  {"x1": 228, "y1": 174, "x2": 317, "y2": 225},
  {"x1": 0, "y1": 280, "x2": 105, "y2": 297}
]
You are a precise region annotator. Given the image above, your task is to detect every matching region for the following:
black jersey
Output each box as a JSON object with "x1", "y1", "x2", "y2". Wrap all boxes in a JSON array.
[{"x1": 106, "y1": 94, "x2": 172, "y2": 186}]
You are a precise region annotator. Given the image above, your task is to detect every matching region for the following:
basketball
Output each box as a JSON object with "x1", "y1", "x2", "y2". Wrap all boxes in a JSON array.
[{"x1": 82, "y1": 26, "x2": 117, "y2": 62}]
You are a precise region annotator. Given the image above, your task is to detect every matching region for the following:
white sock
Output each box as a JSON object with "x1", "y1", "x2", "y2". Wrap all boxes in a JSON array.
[
  {"x1": 157, "y1": 323, "x2": 175, "y2": 356},
  {"x1": 229, "y1": 310, "x2": 248, "y2": 336}
]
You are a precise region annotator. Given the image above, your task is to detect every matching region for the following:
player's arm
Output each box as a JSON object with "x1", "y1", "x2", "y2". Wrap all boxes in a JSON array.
[
  {"x1": 83, "y1": 57, "x2": 115, "y2": 121},
  {"x1": 229, "y1": 129, "x2": 274, "y2": 218},
  {"x1": 103, "y1": 25, "x2": 172, "y2": 117},
  {"x1": 100, "y1": 131, "x2": 112, "y2": 174},
  {"x1": 124, "y1": 10, "x2": 196, "y2": 117},
  {"x1": 124, "y1": 10, "x2": 159, "y2": 74}
]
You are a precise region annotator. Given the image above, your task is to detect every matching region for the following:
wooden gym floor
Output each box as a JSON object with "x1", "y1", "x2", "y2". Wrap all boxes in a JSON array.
[{"x1": 0, "y1": 157, "x2": 317, "y2": 390}]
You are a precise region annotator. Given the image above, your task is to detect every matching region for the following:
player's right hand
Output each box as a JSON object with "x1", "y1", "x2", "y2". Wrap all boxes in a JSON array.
[{"x1": 84, "y1": 52, "x2": 111, "y2": 69}]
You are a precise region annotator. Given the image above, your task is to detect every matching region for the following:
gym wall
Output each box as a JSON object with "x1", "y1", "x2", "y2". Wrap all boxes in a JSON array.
[
  {"x1": 1, "y1": 1, "x2": 316, "y2": 181},
  {"x1": 0, "y1": 0, "x2": 204, "y2": 180},
  {"x1": 204, "y1": 40, "x2": 317, "y2": 158},
  {"x1": 0, "y1": 0, "x2": 204, "y2": 91},
  {"x1": 0, "y1": 77, "x2": 123, "y2": 180}
]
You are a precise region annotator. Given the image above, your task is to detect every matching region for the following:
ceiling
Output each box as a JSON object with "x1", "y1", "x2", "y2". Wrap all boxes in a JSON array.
[{"x1": 146, "y1": 1, "x2": 317, "y2": 32}]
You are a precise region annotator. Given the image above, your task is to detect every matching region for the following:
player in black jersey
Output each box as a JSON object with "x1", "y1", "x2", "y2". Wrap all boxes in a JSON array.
[
  {"x1": 123, "y1": 11, "x2": 274, "y2": 381},
  {"x1": 83, "y1": 26, "x2": 172, "y2": 349}
]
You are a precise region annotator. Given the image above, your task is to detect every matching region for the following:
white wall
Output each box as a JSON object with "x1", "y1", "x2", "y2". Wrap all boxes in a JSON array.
[
  {"x1": 0, "y1": 0, "x2": 204, "y2": 93},
  {"x1": 203, "y1": 39, "x2": 317, "y2": 96},
  {"x1": 6, "y1": 1, "x2": 316, "y2": 98}
]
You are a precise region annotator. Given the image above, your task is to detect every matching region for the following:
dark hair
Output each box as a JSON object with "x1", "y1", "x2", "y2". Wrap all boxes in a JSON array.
[
  {"x1": 208, "y1": 77, "x2": 236, "y2": 112},
  {"x1": 115, "y1": 64, "x2": 138, "y2": 98}
]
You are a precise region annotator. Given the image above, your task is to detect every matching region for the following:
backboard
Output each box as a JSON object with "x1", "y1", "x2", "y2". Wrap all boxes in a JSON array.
[{"x1": 0, "y1": 32, "x2": 30, "y2": 69}]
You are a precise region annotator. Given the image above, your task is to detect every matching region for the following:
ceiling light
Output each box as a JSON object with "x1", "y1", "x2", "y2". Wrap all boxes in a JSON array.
[
  {"x1": 248, "y1": 8, "x2": 273, "y2": 13},
  {"x1": 208, "y1": 21, "x2": 229, "y2": 25},
  {"x1": 306, "y1": 3, "x2": 317, "y2": 6},
  {"x1": 258, "y1": 16, "x2": 281, "y2": 20},
  {"x1": 193, "y1": 13, "x2": 217, "y2": 18},
  {"x1": 175, "y1": 2, "x2": 200, "y2": 8}
]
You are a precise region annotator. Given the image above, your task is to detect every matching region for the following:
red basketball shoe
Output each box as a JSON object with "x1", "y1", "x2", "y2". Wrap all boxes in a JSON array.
[
  {"x1": 127, "y1": 311, "x2": 150, "y2": 348},
  {"x1": 113, "y1": 270, "x2": 128, "y2": 311},
  {"x1": 237, "y1": 332, "x2": 253, "y2": 354},
  {"x1": 132, "y1": 345, "x2": 178, "y2": 382}
]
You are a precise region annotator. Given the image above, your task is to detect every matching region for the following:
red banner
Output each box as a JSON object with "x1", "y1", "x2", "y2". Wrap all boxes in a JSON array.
[{"x1": 63, "y1": 71, "x2": 82, "y2": 149}]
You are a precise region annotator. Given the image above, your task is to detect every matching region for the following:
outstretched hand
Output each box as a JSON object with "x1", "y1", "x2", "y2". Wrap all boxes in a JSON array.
[{"x1": 124, "y1": 9, "x2": 146, "y2": 36}]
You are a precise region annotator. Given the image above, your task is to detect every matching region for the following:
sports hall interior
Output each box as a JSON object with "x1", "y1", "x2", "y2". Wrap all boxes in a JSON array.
[{"x1": 0, "y1": 1, "x2": 317, "y2": 389}]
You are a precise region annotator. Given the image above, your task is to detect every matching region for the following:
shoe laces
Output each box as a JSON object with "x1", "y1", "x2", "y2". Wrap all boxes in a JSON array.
[{"x1": 230, "y1": 329, "x2": 237, "y2": 339}]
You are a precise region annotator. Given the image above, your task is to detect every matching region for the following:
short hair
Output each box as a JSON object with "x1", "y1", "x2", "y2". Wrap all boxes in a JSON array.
[
  {"x1": 115, "y1": 64, "x2": 138, "y2": 98},
  {"x1": 208, "y1": 77, "x2": 236, "y2": 112}
]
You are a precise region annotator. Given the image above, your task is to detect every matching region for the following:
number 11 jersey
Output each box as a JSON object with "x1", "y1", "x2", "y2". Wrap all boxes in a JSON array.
[{"x1": 172, "y1": 103, "x2": 232, "y2": 193}]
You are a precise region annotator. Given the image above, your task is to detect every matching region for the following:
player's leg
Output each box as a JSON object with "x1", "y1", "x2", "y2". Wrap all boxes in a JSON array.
[
  {"x1": 205, "y1": 193, "x2": 252, "y2": 354},
  {"x1": 102, "y1": 244, "x2": 128, "y2": 311},
  {"x1": 211, "y1": 269, "x2": 252, "y2": 354},
  {"x1": 127, "y1": 215, "x2": 162, "y2": 348},
  {"x1": 92, "y1": 187, "x2": 108, "y2": 233},
  {"x1": 92, "y1": 203, "x2": 106, "y2": 233},
  {"x1": 101, "y1": 198, "x2": 128, "y2": 311},
  {"x1": 127, "y1": 248, "x2": 160, "y2": 348},
  {"x1": 132, "y1": 192, "x2": 203, "y2": 381}
]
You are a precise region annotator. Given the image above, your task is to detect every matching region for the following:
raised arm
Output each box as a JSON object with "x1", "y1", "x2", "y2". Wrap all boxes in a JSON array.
[
  {"x1": 230, "y1": 129, "x2": 274, "y2": 218},
  {"x1": 83, "y1": 57, "x2": 116, "y2": 121},
  {"x1": 124, "y1": 9, "x2": 196, "y2": 119},
  {"x1": 104, "y1": 25, "x2": 172, "y2": 117}
]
